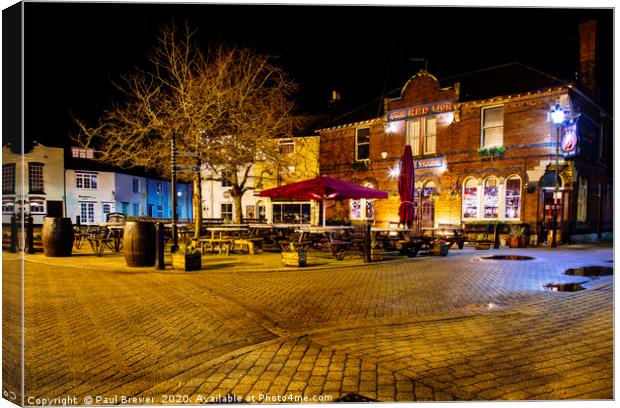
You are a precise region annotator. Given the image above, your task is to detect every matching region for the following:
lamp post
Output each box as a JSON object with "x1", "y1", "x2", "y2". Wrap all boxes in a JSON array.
[{"x1": 550, "y1": 104, "x2": 565, "y2": 248}]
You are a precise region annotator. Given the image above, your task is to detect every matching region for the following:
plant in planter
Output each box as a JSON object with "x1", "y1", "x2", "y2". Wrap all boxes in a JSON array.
[
  {"x1": 431, "y1": 238, "x2": 449, "y2": 256},
  {"x1": 475, "y1": 234, "x2": 492, "y2": 250},
  {"x1": 506, "y1": 225, "x2": 527, "y2": 248},
  {"x1": 172, "y1": 243, "x2": 202, "y2": 271},
  {"x1": 370, "y1": 242, "x2": 384, "y2": 261},
  {"x1": 281, "y1": 242, "x2": 309, "y2": 267},
  {"x1": 478, "y1": 146, "x2": 505, "y2": 160}
]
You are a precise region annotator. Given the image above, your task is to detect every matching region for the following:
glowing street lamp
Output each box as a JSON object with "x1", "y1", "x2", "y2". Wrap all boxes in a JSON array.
[{"x1": 550, "y1": 104, "x2": 564, "y2": 248}]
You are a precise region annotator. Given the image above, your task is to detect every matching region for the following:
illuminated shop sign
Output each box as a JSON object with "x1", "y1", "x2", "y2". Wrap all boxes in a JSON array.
[
  {"x1": 388, "y1": 101, "x2": 454, "y2": 121},
  {"x1": 415, "y1": 157, "x2": 443, "y2": 169}
]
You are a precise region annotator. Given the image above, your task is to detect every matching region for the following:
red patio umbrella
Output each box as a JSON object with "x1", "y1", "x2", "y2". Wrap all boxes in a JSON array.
[
  {"x1": 259, "y1": 176, "x2": 388, "y2": 226},
  {"x1": 398, "y1": 145, "x2": 415, "y2": 228}
]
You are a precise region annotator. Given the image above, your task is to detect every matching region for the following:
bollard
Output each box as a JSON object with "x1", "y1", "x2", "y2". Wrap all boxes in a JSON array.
[
  {"x1": 26, "y1": 216, "x2": 35, "y2": 254},
  {"x1": 364, "y1": 220, "x2": 372, "y2": 263},
  {"x1": 155, "y1": 222, "x2": 165, "y2": 270},
  {"x1": 9, "y1": 215, "x2": 17, "y2": 253},
  {"x1": 76, "y1": 215, "x2": 81, "y2": 227}
]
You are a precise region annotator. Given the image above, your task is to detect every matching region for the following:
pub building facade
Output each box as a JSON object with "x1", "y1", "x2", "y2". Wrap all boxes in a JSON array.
[{"x1": 317, "y1": 62, "x2": 612, "y2": 244}]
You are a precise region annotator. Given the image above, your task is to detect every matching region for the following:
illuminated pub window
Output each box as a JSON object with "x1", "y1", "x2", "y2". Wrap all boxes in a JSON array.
[
  {"x1": 406, "y1": 120, "x2": 420, "y2": 155},
  {"x1": 30, "y1": 198, "x2": 46, "y2": 214},
  {"x1": 350, "y1": 183, "x2": 376, "y2": 220},
  {"x1": 462, "y1": 178, "x2": 478, "y2": 219},
  {"x1": 504, "y1": 176, "x2": 521, "y2": 219},
  {"x1": 272, "y1": 203, "x2": 311, "y2": 224},
  {"x1": 481, "y1": 105, "x2": 504, "y2": 147},
  {"x1": 577, "y1": 176, "x2": 588, "y2": 222},
  {"x1": 424, "y1": 118, "x2": 437, "y2": 154},
  {"x1": 355, "y1": 127, "x2": 370, "y2": 161},
  {"x1": 483, "y1": 177, "x2": 499, "y2": 218}
]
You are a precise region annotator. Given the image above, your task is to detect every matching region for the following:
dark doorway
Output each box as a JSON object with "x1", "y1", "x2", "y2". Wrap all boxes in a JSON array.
[{"x1": 46, "y1": 200, "x2": 63, "y2": 217}]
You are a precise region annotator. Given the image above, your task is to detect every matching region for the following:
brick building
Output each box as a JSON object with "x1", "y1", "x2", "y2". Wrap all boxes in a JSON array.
[{"x1": 317, "y1": 60, "x2": 611, "y2": 243}]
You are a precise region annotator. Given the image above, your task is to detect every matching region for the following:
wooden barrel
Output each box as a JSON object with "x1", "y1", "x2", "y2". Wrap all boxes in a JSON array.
[
  {"x1": 42, "y1": 217, "x2": 74, "y2": 257},
  {"x1": 123, "y1": 221, "x2": 155, "y2": 267}
]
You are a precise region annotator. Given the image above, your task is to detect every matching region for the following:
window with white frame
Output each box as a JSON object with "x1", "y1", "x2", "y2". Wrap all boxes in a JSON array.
[
  {"x1": 28, "y1": 163, "x2": 44, "y2": 194},
  {"x1": 278, "y1": 139, "x2": 295, "y2": 154},
  {"x1": 71, "y1": 146, "x2": 94, "y2": 159},
  {"x1": 221, "y1": 170, "x2": 232, "y2": 187},
  {"x1": 504, "y1": 176, "x2": 521, "y2": 219},
  {"x1": 80, "y1": 202, "x2": 95, "y2": 223},
  {"x1": 29, "y1": 198, "x2": 46, "y2": 214},
  {"x1": 157, "y1": 182, "x2": 163, "y2": 194},
  {"x1": 577, "y1": 176, "x2": 588, "y2": 222},
  {"x1": 483, "y1": 177, "x2": 499, "y2": 219},
  {"x1": 481, "y1": 105, "x2": 504, "y2": 147},
  {"x1": 407, "y1": 116, "x2": 437, "y2": 155},
  {"x1": 462, "y1": 178, "x2": 478, "y2": 219},
  {"x1": 355, "y1": 127, "x2": 370, "y2": 161},
  {"x1": 76, "y1": 172, "x2": 98, "y2": 189},
  {"x1": 221, "y1": 203, "x2": 233, "y2": 221},
  {"x1": 2, "y1": 164, "x2": 15, "y2": 194},
  {"x1": 406, "y1": 120, "x2": 420, "y2": 155},
  {"x1": 350, "y1": 182, "x2": 376, "y2": 220},
  {"x1": 133, "y1": 203, "x2": 140, "y2": 216},
  {"x1": 2, "y1": 199, "x2": 15, "y2": 214},
  {"x1": 424, "y1": 117, "x2": 437, "y2": 154},
  {"x1": 132, "y1": 178, "x2": 140, "y2": 193},
  {"x1": 102, "y1": 203, "x2": 111, "y2": 219}
]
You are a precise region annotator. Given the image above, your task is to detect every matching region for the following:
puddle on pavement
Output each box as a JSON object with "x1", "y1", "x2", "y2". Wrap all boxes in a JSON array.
[
  {"x1": 565, "y1": 265, "x2": 613, "y2": 277},
  {"x1": 544, "y1": 282, "x2": 585, "y2": 292},
  {"x1": 481, "y1": 255, "x2": 534, "y2": 261},
  {"x1": 335, "y1": 393, "x2": 378, "y2": 403}
]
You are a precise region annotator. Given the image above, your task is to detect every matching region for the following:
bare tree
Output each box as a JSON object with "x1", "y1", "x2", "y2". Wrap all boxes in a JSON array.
[{"x1": 74, "y1": 23, "x2": 297, "y2": 236}]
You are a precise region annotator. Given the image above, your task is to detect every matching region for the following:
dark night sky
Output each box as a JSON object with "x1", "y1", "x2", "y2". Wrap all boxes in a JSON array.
[{"x1": 22, "y1": 2, "x2": 613, "y2": 148}]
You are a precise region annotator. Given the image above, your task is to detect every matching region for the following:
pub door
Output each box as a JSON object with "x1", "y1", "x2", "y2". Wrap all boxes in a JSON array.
[{"x1": 541, "y1": 189, "x2": 570, "y2": 244}]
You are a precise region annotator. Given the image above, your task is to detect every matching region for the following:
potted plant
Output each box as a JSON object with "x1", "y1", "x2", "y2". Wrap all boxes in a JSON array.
[
  {"x1": 506, "y1": 226, "x2": 527, "y2": 248},
  {"x1": 431, "y1": 239, "x2": 449, "y2": 256},
  {"x1": 475, "y1": 234, "x2": 492, "y2": 250},
  {"x1": 172, "y1": 243, "x2": 202, "y2": 271},
  {"x1": 281, "y1": 242, "x2": 308, "y2": 267},
  {"x1": 370, "y1": 242, "x2": 384, "y2": 261}
]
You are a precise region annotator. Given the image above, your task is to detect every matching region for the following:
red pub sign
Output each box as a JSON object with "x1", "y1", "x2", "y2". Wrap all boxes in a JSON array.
[{"x1": 388, "y1": 101, "x2": 454, "y2": 121}]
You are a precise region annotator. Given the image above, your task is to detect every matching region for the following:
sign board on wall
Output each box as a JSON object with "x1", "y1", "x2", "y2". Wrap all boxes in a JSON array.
[
  {"x1": 388, "y1": 101, "x2": 454, "y2": 121},
  {"x1": 561, "y1": 122, "x2": 578, "y2": 156},
  {"x1": 414, "y1": 157, "x2": 443, "y2": 169}
]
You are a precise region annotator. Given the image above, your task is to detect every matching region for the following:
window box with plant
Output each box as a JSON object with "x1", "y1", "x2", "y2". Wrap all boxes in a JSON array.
[
  {"x1": 280, "y1": 242, "x2": 309, "y2": 267},
  {"x1": 478, "y1": 146, "x2": 505, "y2": 160},
  {"x1": 172, "y1": 243, "x2": 202, "y2": 271}
]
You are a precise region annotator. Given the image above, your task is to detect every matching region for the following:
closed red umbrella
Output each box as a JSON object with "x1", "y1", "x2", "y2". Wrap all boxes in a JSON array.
[
  {"x1": 398, "y1": 145, "x2": 415, "y2": 228},
  {"x1": 260, "y1": 176, "x2": 388, "y2": 226}
]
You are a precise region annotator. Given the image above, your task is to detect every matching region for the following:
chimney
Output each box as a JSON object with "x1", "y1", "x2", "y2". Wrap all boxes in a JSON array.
[
  {"x1": 328, "y1": 89, "x2": 342, "y2": 119},
  {"x1": 578, "y1": 20, "x2": 598, "y2": 99}
]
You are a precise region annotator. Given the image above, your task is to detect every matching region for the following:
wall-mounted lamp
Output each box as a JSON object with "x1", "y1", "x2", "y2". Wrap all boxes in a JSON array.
[{"x1": 381, "y1": 152, "x2": 388, "y2": 159}]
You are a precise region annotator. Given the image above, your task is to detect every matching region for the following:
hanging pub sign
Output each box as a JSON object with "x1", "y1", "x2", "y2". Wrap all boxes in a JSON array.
[
  {"x1": 414, "y1": 157, "x2": 443, "y2": 169},
  {"x1": 561, "y1": 121, "x2": 579, "y2": 156},
  {"x1": 388, "y1": 101, "x2": 454, "y2": 121}
]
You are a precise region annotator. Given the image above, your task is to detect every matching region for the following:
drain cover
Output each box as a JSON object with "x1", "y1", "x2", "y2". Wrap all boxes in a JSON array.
[
  {"x1": 565, "y1": 266, "x2": 613, "y2": 277},
  {"x1": 482, "y1": 255, "x2": 534, "y2": 261},
  {"x1": 544, "y1": 282, "x2": 585, "y2": 292},
  {"x1": 335, "y1": 393, "x2": 378, "y2": 403}
]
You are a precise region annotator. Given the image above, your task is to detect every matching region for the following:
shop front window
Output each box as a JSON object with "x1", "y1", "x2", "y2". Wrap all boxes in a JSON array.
[
  {"x1": 272, "y1": 203, "x2": 311, "y2": 224},
  {"x1": 483, "y1": 177, "x2": 499, "y2": 219},
  {"x1": 462, "y1": 178, "x2": 478, "y2": 219},
  {"x1": 504, "y1": 176, "x2": 521, "y2": 219},
  {"x1": 351, "y1": 183, "x2": 376, "y2": 220}
]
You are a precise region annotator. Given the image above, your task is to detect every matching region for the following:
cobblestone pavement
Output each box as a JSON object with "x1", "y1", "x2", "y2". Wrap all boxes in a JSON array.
[{"x1": 4, "y1": 244, "x2": 614, "y2": 403}]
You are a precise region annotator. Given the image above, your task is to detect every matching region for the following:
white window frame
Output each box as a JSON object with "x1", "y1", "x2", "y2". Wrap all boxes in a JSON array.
[
  {"x1": 350, "y1": 183, "x2": 376, "y2": 220},
  {"x1": 481, "y1": 105, "x2": 504, "y2": 148},
  {"x1": 461, "y1": 175, "x2": 523, "y2": 222},
  {"x1": 2, "y1": 199, "x2": 15, "y2": 214},
  {"x1": 2, "y1": 164, "x2": 15, "y2": 194},
  {"x1": 424, "y1": 117, "x2": 437, "y2": 154},
  {"x1": 221, "y1": 203, "x2": 233, "y2": 220},
  {"x1": 29, "y1": 198, "x2": 46, "y2": 214},
  {"x1": 76, "y1": 172, "x2": 98, "y2": 190},
  {"x1": 71, "y1": 146, "x2": 94, "y2": 159},
  {"x1": 503, "y1": 175, "x2": 522, "y2": 220},
  {"x1": 28, "y1": 163, "x2": 44, "y2": 193},
  {"x1": 80, "y1": 202, "x2": 95, "y2": 223},
  {"x1": 407, "y1": 116, "x2": 437, "y2": 156},
  {"x1": 462, "y1": 178, "x2": 480, "y2": 220},
  {"x1": 406, "y1": 120, "x2": 421, "y2": 156},
  {"x1": 278, "y1": 139, "x2": 295, "y2": 154},
  {"x1": 132, "y1": 178, "x2": 140, "y2": 193},
  {"x1": 355, "y1": 127, "x2": 371, "y2": 161}
]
